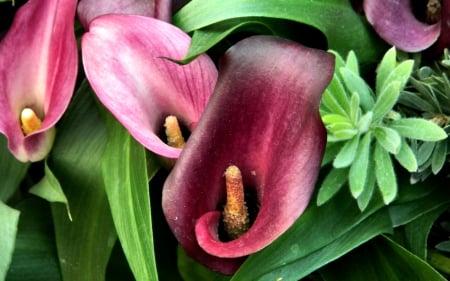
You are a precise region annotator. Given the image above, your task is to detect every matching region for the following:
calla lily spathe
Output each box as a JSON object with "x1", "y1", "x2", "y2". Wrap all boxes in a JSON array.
[
  {"x1": 81, "y1": 15, "x2": 217, "y2": 159},
  {"x1": 0, "y1": 0, "x2": 78, "y2": 162},
  {"x1": 364, "y1": 0, "x2": 449, "y2": 53},
  {"x1": 162, "y1": 36, "x2": 334, "y2": 274},
  {"x1": 77, "y1": 0, "x2": 172, "y2": 29}
]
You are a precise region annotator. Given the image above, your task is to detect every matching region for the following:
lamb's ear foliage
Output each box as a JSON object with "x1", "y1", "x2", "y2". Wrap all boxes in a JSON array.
[{"x1": 318, "y1": 47, "x2": 447, "y2": 209}]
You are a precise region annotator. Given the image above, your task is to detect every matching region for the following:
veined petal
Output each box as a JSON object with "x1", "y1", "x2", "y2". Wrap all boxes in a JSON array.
[
  {"x1": 162, "y1": 36, "x2": 334, "y2": 274},
  {"x1": 82, "y1": 15, "x2": 217, "y2": 158},
  {"x1": 364, "y1": 0, "x2": 440, "y2": 52},
  {"x1": 0, "y1": 0, "x2": 78, "y2": 162},
  {"x1": 77, "y1": 0, "x2": 172, "y2": 29}
]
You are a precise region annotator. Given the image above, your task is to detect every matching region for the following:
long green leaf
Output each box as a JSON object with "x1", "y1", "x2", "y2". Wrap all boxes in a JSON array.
[
  {"x1": 0, "y1": 201, "x2": 20, "y2": 281},
  {"x1": 174, "y1": 0, "x2": 385, "y2": 65},
  {"x1": 349, "y1": 132, "x2": 372, "y2": 198},
  {"x1": 389, "y1": 118, "x2": 448, "y2": 141},
  {"x1": 320, "y1": 236, "x2": 447, "y2": 281},
  {"x1": 102, "y1": 114, "x2": 159, "y2": 281},
  {"x1": 0, "y1": 135, "x2": 29, "y2": 201},
  {"x1": 49, "y1": 81, "x2": 116, "y2": 281},
  {"x1": 374, "y1": 143, "x2": 397, "y2": 204}
]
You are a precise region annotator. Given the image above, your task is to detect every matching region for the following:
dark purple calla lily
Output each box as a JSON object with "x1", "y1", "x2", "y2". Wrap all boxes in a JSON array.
[
  {"x1": 81, "y1": 15, "x2": 217, "y2": 158},
  {"x1": 162, "y1": 35, "x2": 334, "y2": 274},
  {"x1": 77, "y1": 0, "x2": 172, "y2": 29},
  {"x1": 0, "y1": 0, "x2": 78, "y2": 162},
  {"x1": 364, "y1": 0, "x2": 449, "y2": 53}
]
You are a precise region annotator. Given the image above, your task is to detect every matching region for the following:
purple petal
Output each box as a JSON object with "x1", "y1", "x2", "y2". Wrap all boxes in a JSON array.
[
  {"x1": 364, "y1": 0, "x2": 440, "y2": 52},
  {"x1": 0, "y1": 0, "x2": 78, "y2": 162},
  {"x1": 77, "y1": 0, "x2": 173, "y2": 29},
  {"x1": 162, "y1": 35, "x2": 334, "y2": 274},
  {"x1": 82, "y1": 15, "x2": 217, "y2": 158}
]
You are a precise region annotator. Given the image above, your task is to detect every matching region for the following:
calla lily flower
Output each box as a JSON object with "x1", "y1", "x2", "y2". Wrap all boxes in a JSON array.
[
  {"x1": 81, "y1": 15, "x2": 217, "y2": 159},
  {"x1": 162, "y1": 36, "x2": 334, "y2": 274},
  {"x1": 364, "y1": 0, "x2": 449, "y2": 53},
  {"x1": 0, "y1": 0, "x2": 78, "y2": 162},
  {"x1": 77, "y1": 0, "x2": 172, "y2": 29}
]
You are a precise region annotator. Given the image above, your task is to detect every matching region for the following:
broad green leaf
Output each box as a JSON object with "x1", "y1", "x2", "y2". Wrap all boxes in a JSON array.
[
  {"x1": 394, "y1": 139, "x2": 418, "y2": 172},
  {"x1": 376, "y1": 47, "x2": 397, "y2": 93},
  {"x1": 29, "y1": 162, "x2": 71, "y2": 221},
  {"x1": 320, "y1": 236, "x2": 447, "y2": 281},
  {"x1": 174, "y1": 0, "x2": 386, "y2": 65},
  {"x1": 317, "y1": 167, "x2": 349, "y2": 206},
  {"x1": 0, "y1": 201, "x2": 20, "y2": 281},
  {"x1": 102, "y1": 114, "x2": 159, "y2": 281},
  {"x1": 373, "y1": 126, "x2": 402, "y2": 154},
  {"x1": 0, "y1": 135, "x2": 29, "y2": 201},
  {"x1": 374, "y1": 143, "x2": 397, "y2": 204},
  {"x1": 389, "y1": 118, "x2": 448, "y2": 141},
  {"x1": 340, "y1": 68, "x2": 375, "y2": 112},
  {"x1": 431, "y1": 140, "x2": 447, "y2": 174},
  {"x1": 49, "y1": 81, "x2": 116, "y2": 281},
  {"x1": 349, "y1": 132, "x2": 372, "y2": 199},
  {"x1": 379, "y1": 59, "x2": 414, "y2": 94},
  {"x1": 372, "y1": 81, "x2": 401, "y2": 122},
  {"x1": 397, "y1": 207, "x2": 445, "y2": 260},
  {"x1": 232, "y1": 189, "x2": 391, "y2": 281},
  {"x1": 178, "y1": 246, "x2": 230, "y2": 281},
  {"x1": 333, "y1": 135, "x2": 359, "y2": 168},
  {"x1": 7, "y1": 198, "x2": 61, "y2": 281}
]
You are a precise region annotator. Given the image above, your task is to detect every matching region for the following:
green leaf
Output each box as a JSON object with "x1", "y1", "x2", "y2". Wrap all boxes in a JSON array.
[
  {"x1": 174, "y1": 0, "x2": 386, "y2": 65},
  {"x1": 333, "y1": 135, "x2": 359, "y2": 168},
  {"x1": 7, "y1": 198, "x2": 61, "y2": 281},
  {"x1": 345, "y1": 50, "x2": 359, "y2": 75},
  {"x1": 357, "y1": 111, "x2": 373, "y2": 133},
  {"x1": 380, "y1": 59, "x2": 414, "y2": 93},
  {"x1": 29, "y1": 162, "x2": 72, "y2": 221},
  {"x1": 349, "y1": 132, "x2": 372, "y2": 199},
  {"x1": 340, "y1": 67, "x2": 375, "y2": 112},
  {"x1": 320, "y1": 236, "x2": 447, "y2": 281},
  {"x1": 0, "y1": 201, "x2": 20, "y2": 281},
  {"x1": 322, "y1": 142, "x2": 343, "y2": 167},
  {"x1": 349, "y1": 91, "x2": 361, "y2": 123},
  {"x1": 394, "y1": 139, "x2": 418, "y2": 172},
  {"x1": 416, "y1": 141, "x2": 436, "y2": 166},
  {"x1": 232, "y1": 189, "x2": 391, "y2": 281},
  {"x1": 356, "y1": 159, "x2": 376, "y2": 211},
  {"x1": 49, "y1": 81, "x2": 116, "y2": 281},
  {"x1": 431, "y1": 140, "x2": 447, "y2": 174},
  {"x1": 0, "y1": 135, "x2": 29, "y2": 201},
  {"x1": 372, "y1": 81, "x2": 401, "y2": 122},
  {"x1": 389, "y1": 118, "x2": 448, "y2": 141},
  {"x1": 373, "y1": 126, "x2": 402, "y2": 154},
  {"x1": 376, "y1": 47, "x2": 397, "y2": 93},
  {"x1": 178, "y1": 246, "x2": 230, "y2": 281},
  {"x1": 317, "y1": 167, "x2": 349, "y2": 206},
  {"x1": 102, "y1": 114, "x2": 159, "y2": 281},
  {"x1": 323, "y1": 72, "x2": 351, "y2": 115},
  {"x1": 374, "y1": 142, "x2": 397, "y2": 204}
]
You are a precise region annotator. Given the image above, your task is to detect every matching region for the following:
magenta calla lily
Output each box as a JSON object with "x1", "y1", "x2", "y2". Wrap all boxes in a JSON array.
[
  {"x1": 162, "y1": 36, "x2": 334, "y2": 274},
  {"x1": 0, "y1": 0, "x2": 78, "y2": 162},
  {"x1": 81, "y1": 15, "x2": 217, "y2": 159},
  {"x1": 77, "y1": 0, "x2": 172, "y2": 29},
  {"x1": 364, "y1": 0, "x2": 449, "y2": 53}
]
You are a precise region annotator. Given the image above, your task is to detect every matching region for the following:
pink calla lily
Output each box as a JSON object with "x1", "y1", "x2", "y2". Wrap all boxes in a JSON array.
[
  {"x1": 81, "y1": 15, "x2": 217, "y2": 159},
  {"x1": 77, "y1": 0, "x2": 172, "y2": 29},
  {"x1": 0, "y1": 0, "x2": 78, "y2": 162},
  {"x1": 162, "y1": 36, "x2": 334, "y2": 274},
  {"x1": 364, "y1": 0, "x2": 449, "y2": 53}
]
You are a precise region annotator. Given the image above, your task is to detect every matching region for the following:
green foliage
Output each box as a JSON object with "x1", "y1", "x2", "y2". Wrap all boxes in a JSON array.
[
  {"x1": 319, "y1": 47, "x2": 448, "y2": 209},
  {"x1": 397, "y1": 49, "x2": 450, "y2": 182}
]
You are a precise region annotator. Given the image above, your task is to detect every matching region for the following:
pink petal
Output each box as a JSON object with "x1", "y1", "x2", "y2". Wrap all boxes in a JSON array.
[
  {"x1": 0, "y1": 0, "x2": 78, "y2": 162},
  {"x1": 162, "y1": 36, "x2": 334, "y2": 274},
  {"x1": 81, "y1": 15, "x2": 217, "y2": 158},
  {"x1": 77, "y1": 0, "x2": 172, "y2": 29},
  {"x1": 364, "y1": 0, "x2": 440, "y2": 52}
]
